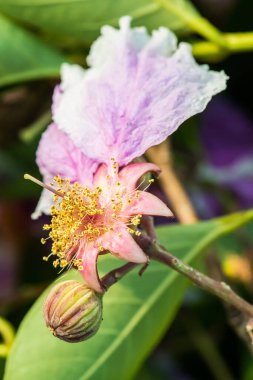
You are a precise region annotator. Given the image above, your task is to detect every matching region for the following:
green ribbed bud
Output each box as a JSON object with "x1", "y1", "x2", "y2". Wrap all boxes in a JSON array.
[{"x1": 43, "y1": 280, "x2": 103, "y2": 343}]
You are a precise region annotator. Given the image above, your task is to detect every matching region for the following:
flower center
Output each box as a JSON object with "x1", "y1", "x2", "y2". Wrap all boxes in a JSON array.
[
  {"x1": 41, "y1": 177, "x2": 107, "y2": 270},
  {"x1": 25, "y1": 171, "x2": 145, "y2": 271},
  {"x1": 24, "y1": 159, "x2": 153, "y2": 272},
  {"x1": 41, "y1": 175, "x2": 142, "y2": 270}
]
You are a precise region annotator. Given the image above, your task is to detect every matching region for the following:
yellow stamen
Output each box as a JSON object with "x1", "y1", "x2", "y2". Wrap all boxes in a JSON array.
[{"x1": 27, "y1": 158, "x2": 147, "y2": 273}]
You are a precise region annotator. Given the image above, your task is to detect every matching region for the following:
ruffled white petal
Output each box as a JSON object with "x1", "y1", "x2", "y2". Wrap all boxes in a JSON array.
[
  {"x1": 53, "y1": 17, "x2": 227, "y2": 167},
  {"x1": 60, "y1": 63, "x2": 86, "y2": 91},
  {"x1": 31, "y1": 188, "x2": 53, "y2": 219}
]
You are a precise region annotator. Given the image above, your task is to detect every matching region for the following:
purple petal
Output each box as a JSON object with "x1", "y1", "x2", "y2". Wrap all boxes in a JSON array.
[
  {"x1": 37, "y1": 123, "x2": 98, "y2": 186},
  {"x1": 199, "y1": 96, "x2": 253, "y2": 209},
  {"x1": 201, "y1": 96, "x2": 253, "y2": 167},
  {"x1": 230, "y1": 179, "x2": 253, "y2": 209},
  {"x1": 34, "y1": 123, "x2": 98, "y2": 217},
  {"x1": 54, "y1": 17, "x2": 227, "y2": 166}
]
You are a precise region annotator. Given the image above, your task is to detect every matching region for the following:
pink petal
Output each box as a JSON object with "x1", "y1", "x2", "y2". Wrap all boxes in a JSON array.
[
  {"x1": 118, "y1": 162, "x2": 160, "y2": 191},
  {"x1": 101, "y1": 228, "x2": 147, "y2": 263},
  {"x1": 127, "y1": 191, "x2": 173, "y2": 217},
  {"x1": 77, "y1": 244, "x2": 103, "y2": 293},
  {"x1": 93, "y1": 163, "x2": 109, "y2": 188}
]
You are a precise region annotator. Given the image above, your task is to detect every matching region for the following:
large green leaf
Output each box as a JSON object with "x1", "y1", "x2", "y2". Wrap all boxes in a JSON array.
[
  {"x1": 0, "y1": 13, "x2": 65, "y2": 87},
  {"x1": 0, "y1": 0, "x2": 198, "y2": 44},
  {"x1": 4, "y1": 209, "x2": 253, "y2": 380}
]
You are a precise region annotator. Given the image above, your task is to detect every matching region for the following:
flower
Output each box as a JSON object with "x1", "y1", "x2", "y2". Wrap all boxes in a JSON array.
[
  {"x1": 29, "y1": 16, "x2": 228, "y2": 292},
  {"x1": 35, "y1": 16, "x2": 227, "y2": 218},
  {"x1": 28, "y1": 159, "x2": 172, "y2": 292}
]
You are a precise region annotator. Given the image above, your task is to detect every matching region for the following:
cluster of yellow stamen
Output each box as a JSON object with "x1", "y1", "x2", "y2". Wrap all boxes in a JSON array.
[
  {"x1": 42, "y1": 174, "x2": 143, "y2": 270},
  {"x1": 25, "y1": 158, "x2": 155, "y2": 273},
  {"x1": 41, "y1": 176, "x2": 111, "y2": 270}
]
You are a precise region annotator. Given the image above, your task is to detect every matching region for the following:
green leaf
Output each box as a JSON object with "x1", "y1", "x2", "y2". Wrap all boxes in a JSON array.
[
  {"x1": 0, "y1": 0, "x2": 198, "y2": 44},
  {"x1": 19, "y1": 110, "x2": 51, "y2": 142},
  {"x1": 4, "y1": 209, "x2": 253, "y2": 380},
  {"x1": 243, "y1": 361, "x2": 253, "y2": 380},
  {"x1": 0, "y1": 14, "x2": 65, "y2": 87}
]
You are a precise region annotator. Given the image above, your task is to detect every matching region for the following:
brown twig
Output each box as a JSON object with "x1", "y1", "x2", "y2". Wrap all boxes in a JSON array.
[
  {"x1": 147, "y1": 139, "x2": 253, "y2": 349},
  {"x1": 101, "y1": 262, "x2": 139, "y2": 291},
  {"x1": 135, "y1": 233, "x2": 253, "y2": 319},
  {"x1": 101, "y1": 233, "x2": 253, "y2": 322},
  {"x1": 206, "y1": 251, "x2": 253, "y2": 353}
]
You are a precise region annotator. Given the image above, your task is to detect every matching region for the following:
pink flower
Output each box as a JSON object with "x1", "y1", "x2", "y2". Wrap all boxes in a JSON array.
[
  {"x1": 34, "y1": 160, "x2": 172, "y2": 292},
  {"x1": 30, "y1": 17, "x2": 228, "y2": 291},
  {"x1": 35, "y1": 17, "x2": 227, "y2": 218}
]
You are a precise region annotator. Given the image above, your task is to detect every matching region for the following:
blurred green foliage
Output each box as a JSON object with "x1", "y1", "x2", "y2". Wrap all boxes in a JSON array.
[
  {"x1": 0, "y1": 14, "x2": 65, "y2": 87},
  {"x1": 1, "y1": 0, "x2": 253, "y2": 379}
]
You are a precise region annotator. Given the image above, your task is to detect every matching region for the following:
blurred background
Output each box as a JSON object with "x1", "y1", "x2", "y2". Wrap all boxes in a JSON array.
[{"x1": 0, "y1": 0, "x2": 253, "y2": 379}]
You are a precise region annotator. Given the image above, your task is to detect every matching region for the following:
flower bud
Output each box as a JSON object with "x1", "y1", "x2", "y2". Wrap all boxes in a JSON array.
[{"x1": 43, "y1": 280, "x2": 103, "y2": 343}]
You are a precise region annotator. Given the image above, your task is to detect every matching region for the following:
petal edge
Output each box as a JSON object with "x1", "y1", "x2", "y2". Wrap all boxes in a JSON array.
[{"x1": 101, "y1": 228, "x2": 147, "y2": 263}]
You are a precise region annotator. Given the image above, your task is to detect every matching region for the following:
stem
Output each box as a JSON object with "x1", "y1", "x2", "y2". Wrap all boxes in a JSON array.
[
  {"x1": 155, "y1": 0, "x2": 228, "y2": 48},
  {"x1": 101, "y1": 262, "x2": 139, "y2": 290},
  {"x1": 20, "y1": 110, "x2": 51, "y2": 142},
  {"x1": 156, "y1": 0, "x2": 253, "y2": 60},
  {"x1": 156, "y1": 247, "x2": 253, "y2": 316},
  {"x1": 101, "y1": 232, "x2": 253, "y2": 324},
  {"x1": 136, "y1": 233, "x2": 253, "y2": 318},
  {"x1": 0, "y1": 317, "x2": 15, "y2": 358},
  {"x1": 192, "y1": 32, "x2": 253, "y2": 60},
  {"x1": 206, "y1": 251, "x2": 253, "y2": 354},
  {"x1": 147, "y1": 140, "x2": 253, "y2": 348}
]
